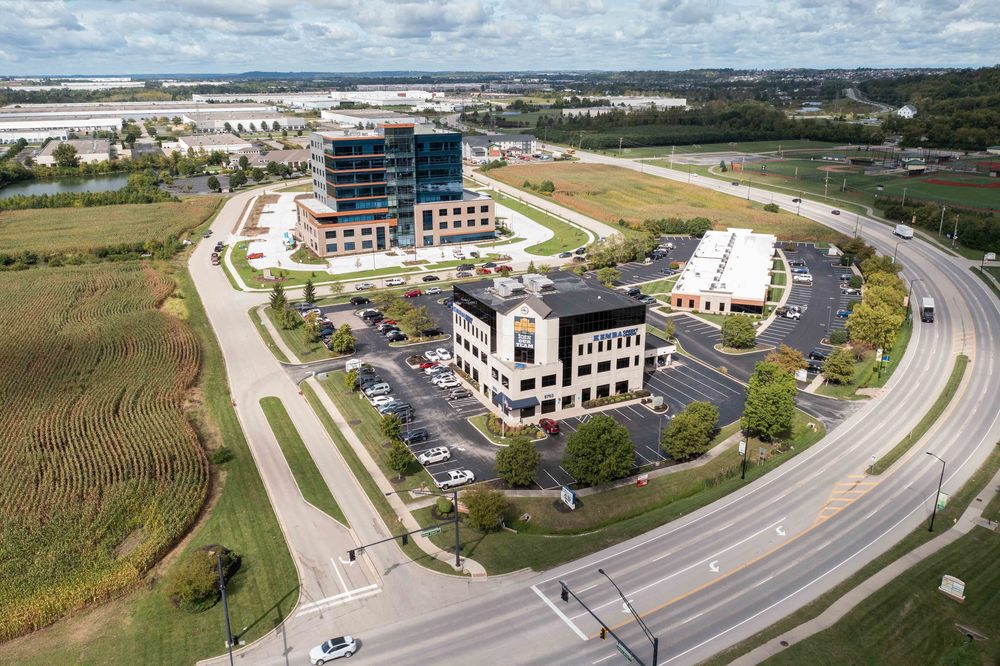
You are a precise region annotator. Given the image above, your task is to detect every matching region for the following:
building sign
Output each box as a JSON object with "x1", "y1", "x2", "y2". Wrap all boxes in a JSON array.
[
  {"x1": 453, "y1": 305, "x2": 473, "y2": 324},
  {"x1": 560, "y1": 485, "x2": 577, "y2": 510},
  {"x1": 593, "y1": 328, "x2": 639, "y2": 342},
  {"x1": 514, "y1": 315, "x2": 536, "y2": 349},
  {"x1": 939, "y1": 574, "x2": 966, "y2": 601}
]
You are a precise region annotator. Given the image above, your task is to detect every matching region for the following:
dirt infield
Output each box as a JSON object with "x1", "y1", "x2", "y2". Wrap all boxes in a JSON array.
[
  {"x1": 816, "y1": 164, "x2": 863, "y2": 173},
  {"x1": 922, "y1": 178, "x2": 1000, "y2": 189}
]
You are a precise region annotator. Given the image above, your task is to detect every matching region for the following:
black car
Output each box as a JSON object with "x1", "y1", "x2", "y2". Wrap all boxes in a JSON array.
[
  {"x1": 442, "y1": 298, "x2": 454, "y2": 307},
  {"x1": 838, "y1": 274, "x2": 852, "y2": 282},
  {"x1": 792, "y1": 198, "x2": 802, "y2": 203},
  {"x1": 401, "y1": 428, "x2": 429, "y2": 444},
  {"x1": 574, "y1": 247, "x2": 586, "y2": 255},
  {"x1": 386, "y1": 331, "x2": 407, "y2": 342},
  {"x1": 788, "y1": 259, "x2": 806, "y2": 267},
  {"x1": 625, "y1": 286, "x2": 642, "y2": 298},
  {"x1": 808, "y1": 349, "x2": 829, "y2": 362},
  {"x1": 350, "y1": 296, "x2": 370, "y2": 305},
  {"x1": 558, "y1": 251, "x2": 573, "y2": 258},
  {"x1": 806, "y1": 361, "x2": 823, "y2": 373},
  {"x1": 422, "y1": 275, "x2": 441, "y2": 282},
  {"x1": 457, "y1": 263, "x2": 475, "y2": 271}
]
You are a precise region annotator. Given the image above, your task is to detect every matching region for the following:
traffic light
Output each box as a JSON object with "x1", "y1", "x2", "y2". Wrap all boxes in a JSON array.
[
  {"x1": 348, "y1": 549, "x2": 356, "y2": 562},
  {"x1": 599, "y1": 627, "x2": 607, "y2": 640},
  {"x1": 560, "y1": 585, "x2": 569, "y2": 602},
  {"x1": 402, "y1": 533, "x2": 409, "y2": 545}
]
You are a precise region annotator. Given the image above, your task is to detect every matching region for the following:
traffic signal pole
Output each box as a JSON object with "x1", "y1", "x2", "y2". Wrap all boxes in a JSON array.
[{"x1": 559, "y1": 581, "x2": 645, "y2": 665}]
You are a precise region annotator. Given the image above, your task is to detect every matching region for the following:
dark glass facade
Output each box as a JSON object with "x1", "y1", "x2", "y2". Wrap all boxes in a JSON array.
[
  {"x1": 558, "y1": 305, "x2": 645, "y2": 386},
  {"x1": 453, "y1": 286, "x2": 497, "y2": 353}
]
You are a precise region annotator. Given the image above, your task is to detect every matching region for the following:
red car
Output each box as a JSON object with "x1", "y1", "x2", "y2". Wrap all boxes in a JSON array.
[
  {"x1": 403, "y1": 289, "x2": 423, "y2": 298},
  {"x1": 419, "y1": 361, "x2": 439, "y2": 370},
  {"x1": 247, "y1": 252, "x2": 264, "y2": 260},
  {"x1": 476, "y1": 267, "x2": 493, "y2": 275},
  {"x1": 497, "y1": 265, "x2": 513, "y2": 272},
  {"x1": 538, "y1": 418, "x2": 560, "y2": 434}
]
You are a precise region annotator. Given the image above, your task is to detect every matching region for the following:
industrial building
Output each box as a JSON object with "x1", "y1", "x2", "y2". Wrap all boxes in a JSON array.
[
  {"x1": 670, "y1": 229, "x2": 776, "y2": 315},
  {"x1": 180, "y1": 110, "x2": 305, "y2": 132},
  {"x1": 452, "y1": 273, "x2": 670, "y2": 424},
  {"x1": 0, "y1": 116, "x2": 121, "y2": 144},
  {"x1": 320, "y1": 108, "x2": 427, "y2": 128},
  {"x1": 461, "y1": 134, "x2": 538, "y2": 161},
  {"x1": 295, "y1": 124, "x2": 494, "y2": 258},
  {"x1": 35, "y1": 138, "x2": 112, "y2": 165},
  {"x1": 176, "y1": 133, "x2": 253, "y2": 154},
  {"x1": 228, "y1": 148, "x2": 310, "y2": 169}
]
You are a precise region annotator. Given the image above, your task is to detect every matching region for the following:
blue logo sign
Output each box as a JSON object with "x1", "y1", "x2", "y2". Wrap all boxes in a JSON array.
[{"x1": 593, "y1": 328, "x2": 638, "y2": 342}]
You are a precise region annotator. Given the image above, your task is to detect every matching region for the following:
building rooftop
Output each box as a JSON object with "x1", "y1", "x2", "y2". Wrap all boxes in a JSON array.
[
  {"x1": 462, "y1": 134, "x2": 535, "y2": 146},
  {"x1": 456, "y1": 272, "x2": 640, "y2": 318},
  {"x1": 178, "y1": 133, "x2": 252, "y2": 147},
  {"x1": 38, "y1": 138, "x2": 111, "y2": 156},
  {"x1": 181, "y1": 110, "x2": 296, "y2": 121},
  {"x1": 672, "y1": 228, "x2": 776, "y2": 302},
  {"x1": 325, "y1": 109, "x2": 414, "y2": 119}
]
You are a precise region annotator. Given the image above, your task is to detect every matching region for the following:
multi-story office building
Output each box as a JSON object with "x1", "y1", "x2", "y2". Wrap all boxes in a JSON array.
[
  {"x1": 452, "y1": 273, "x2": 670, "y2": 424},
  {"x1": 296, "y1": 124, "x2": 494, "y2": 257}
]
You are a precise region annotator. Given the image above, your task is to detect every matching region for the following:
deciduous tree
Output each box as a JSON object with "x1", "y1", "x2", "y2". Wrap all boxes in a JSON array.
[
  {"x1": 330, "y1": 324, "x2": 356, "y2": 353},
  {"x1": 52, "y1": 143, "x2": 79, "y2": 168},
  {"x1": 722, "y1": 315, "x2": 756, "y2": 349},
  {"x1": 765, "y1": 344, "x2": 806, "y2": 375},
  {"x1": 495, "y1": 437, "x2": 540, "y2": 487},
  {"x1": 387, "y1": 439, "x2": 413, "y2": 481},
  {"x1": 563, "y1": 413, "x2": 635, "y2": 486},
  {"x1": 660, "y1": 401, "x2": 719, "y2": 461},
  {"x1": 462, "y1": 487, "x2": 508, "y2": 532},
  {"x1": 596, "y1": 267, "x2": 622, "y2": 287},
  {"x1": 822, "y1": 347, "x2": 856, "y2": 384},
  {"x1": 741, "y1": 361, "x2": 796, "y2": 441}
]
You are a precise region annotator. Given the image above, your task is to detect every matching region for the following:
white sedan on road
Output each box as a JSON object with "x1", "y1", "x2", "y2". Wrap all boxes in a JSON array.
[
  {"x1": 309, "y1": 636, "x2": 357, "y2": 663},
  {"x1": 417, "y1": 446, "x2": 451, "y2": 465}
]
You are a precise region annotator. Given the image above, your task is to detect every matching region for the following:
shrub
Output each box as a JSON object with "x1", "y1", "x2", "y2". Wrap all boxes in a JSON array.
[
  {"x1": 486, "y1": 413, "x2": 540, "y2": 439},
  {"x1": 462, "y1": 487, "x2": 508, "y2": 532},
  {"x1": 164, "y1": 546, "x2": 239, "y2": 612},
  {"x1": 829, "y1": 329, "x2": 849, "y2": 345},
  {"x1": 495, "y1": 437, "x2": 540, "y2": 487},
  {"x1": 436, "y1": 496, "x2": 453, "y2": 515},
  {"x1": 669, "y1": 261, "x2": 680, "y2": 270},
  {"x1": 211, "y1": 446, "x2": 234, "y2": 464},
  {"x1": 762, "y1": 203, "x2": 780, "y2": 213}
]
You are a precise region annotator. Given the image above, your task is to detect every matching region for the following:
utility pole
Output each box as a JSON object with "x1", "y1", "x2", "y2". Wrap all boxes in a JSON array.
[
  {"x1": 669, "y1": 145, "x2": 675, "y2": 168},
  {"x1": 823, "y1": 171, "x2": 829, "y2": 199},
  {"x1": 618, "y1": 136, "x2": 623, "y2": 157},
  {"x1": 926, "y1": 452, "x2": 946, "y2": 532},
  {"x1": 938, "y1": 206, "x2": 946, "y2": 236},
  {"x1": 952, "y1": 215, "x2": 959, "y2": 248},
  {"x1": 213, "y1": 549, "x2": 235, "y2": 666},
  {"x1": 901, "y1": 187, "x2": 907, "y2": 207}
]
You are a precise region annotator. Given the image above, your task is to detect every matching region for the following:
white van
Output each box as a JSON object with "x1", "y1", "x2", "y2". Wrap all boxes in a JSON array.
[
  {"x1": 792, "y1": 274, "x2": 813, "y2": 284},
  {"x1": 345, "y1": 359, "x2": 363, "y2": 372}
]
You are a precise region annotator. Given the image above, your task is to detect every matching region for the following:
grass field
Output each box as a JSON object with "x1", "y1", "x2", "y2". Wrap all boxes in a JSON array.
[
  {"x1": 595, "y1": 140, "x2": 841, "y2": 159},
  {"x1": 259, "y1": 397, "x2": 347, "y2": 525},
  {"x1": 262, "y1": 306, "x2": 339, "y2": 362},
  {"x1": 0, "y1": 198, "x2": 220, "y2": 255},
  {"x1": 817, "y1": 316, "x2": 913, "y2": 399},
  {"x1": 486, "y1": 163, "x2": 848, "y2": 244},
  {"x1": 489, "y1": 191, "x2": 590, "y2": 255},
  {"x1": 639, "y1": 278, "x2": 677, "y2": 296},
  {"x1": 766, "y1": 527, "x2": 1000, "y2": 666},
  {"x1": 0, "y1": 263, "x2": 297, "y2": 665}
]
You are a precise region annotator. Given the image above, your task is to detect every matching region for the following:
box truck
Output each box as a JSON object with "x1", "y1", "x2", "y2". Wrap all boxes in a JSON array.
[
  {"x1": 921, "y1": 297, "x2": 935, "y2": 323},
  {"x1": 893, "y1": 224, "x2": 914, "y2": 239}
]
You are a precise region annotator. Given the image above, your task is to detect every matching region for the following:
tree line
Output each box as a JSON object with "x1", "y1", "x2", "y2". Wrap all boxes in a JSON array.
[
  {"x1": 0, "y1": 171, "x2": 175, "y2": 211},
  {"x1": 882, "y1": 202, "x2": 998, "y2": 253}
]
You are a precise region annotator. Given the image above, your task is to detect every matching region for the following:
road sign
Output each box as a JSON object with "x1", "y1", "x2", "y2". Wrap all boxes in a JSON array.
[
  {"x1": 985, "y1": 252, "x2": 997, "y2": 262},
  {"x1": 560, "y1": 485, "x2": 577, "y2": 510},
  {"x1": 615, "y1": 643, "x2": 634, "y2": 662},
  {"x1": 882, "y1": 354, "x2": 891, "y2": 362},
  {"x1": 636, "y1": 474, "x2": 649, "y2": 488},
  {"x1": 420, "y1": 527, "x2": 442, "y2": 538}
]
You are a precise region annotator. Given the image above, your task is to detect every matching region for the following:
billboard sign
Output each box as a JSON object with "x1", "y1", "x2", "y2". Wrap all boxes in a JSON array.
[{"x1": 514, "y1": 315, "x2": 536, "y2": 350}]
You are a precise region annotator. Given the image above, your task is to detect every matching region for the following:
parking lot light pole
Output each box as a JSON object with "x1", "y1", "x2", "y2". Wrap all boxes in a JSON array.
[
  {"x1": 891, "y1": 240, "x2": 904, "y2": 264},
  {"x1": 597, "y1": 568, "x2": 659, "y2": 666},
  {"x1": 906, "y1": 278, "x2": 924, "y2": 321},
  {"x1": 926, "y1": 452, "x2": 947, "y2": 532}
]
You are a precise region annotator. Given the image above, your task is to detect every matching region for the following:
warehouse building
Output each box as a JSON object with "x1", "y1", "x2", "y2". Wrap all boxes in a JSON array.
[
  {"x1": 180, "y1": 111, "x2": 305, "y2": 132},
  {"x1": 177, "y1": 133, "x2": 253, "y2": 154},
  {"x1": 452, "y1": 273, "x2": 669, "y2": 424},
  {"x1": 296, "y1": 124, "x2": 494, "y2": 258},
  {"x1": 670, "y1": 228, "x2": 776, "y2": 315},
  {"x1": 0, "y1": 116, "x2": 121, "y2": 144},
  {"x1": 35, "y1": 138, "x2": 113, "y2": 165},
  {"x1": 320, "y1": 108, "x2": 426, "y2": 127},
  {"x1": 0, "y1": 102, "x2": 274, "y2": 122}
]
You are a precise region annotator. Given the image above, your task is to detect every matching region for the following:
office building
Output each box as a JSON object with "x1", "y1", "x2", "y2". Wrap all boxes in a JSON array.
[
  {"x1": 453, "y1": 273, "x2": 670, "y2": 424},
  {"x1": 35, "y1": 138, "x2": 112, "y2": 165},
  {"x1": 670, "y1": 228, "x2": 776, "y2": 315},
  {"x1": 296, "y1": 124, "x2": 494, "y2": 258},
  {"x1": 462, "y1": 134, "x2": 538, "y2": 161}
]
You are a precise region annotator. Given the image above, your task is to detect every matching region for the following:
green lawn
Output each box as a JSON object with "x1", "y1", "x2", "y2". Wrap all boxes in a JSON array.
[
  {"x1": 290, "y1": 245, "x2": 327, "y2": 265},
  {"x1": 984, "y1": 265, "x2": 1000, "y2": 284},
  {"x1": 870, "y1": 355, "x2": 968, "y2": 474},
  {"x1": 488, "y1": 191, "x2": 590, "y2": 255},
  {"x1": 692, "y1": 312, "x2": 729, "y2": 327},
  {"x1": 467, "y1": 413, "x2": 541, "y2": 445},
  {"x1": 259, "y1": 397, "x2": 347, "y2": 525},
  {"x1": 317, "y1": 373, "x2": 435, "y2": 495},
  {"x1": 768, "y1": 286, "x2": 785, "y2": 302},
  {"x1": 771, "y1": 271, "x2": 787, "y2": 286},
  {"x1": 593, "y1": 140, "x2": 841, "y2": 159},
  {"x1": 249, "y1": 307, "x2": 290, "y2": 363},
  {"x1": 0, "y1": 267, "x2": 298, "y2": 665},
  {"x1": 639, "y1": 278, "x2": 677, "y2": 296},
  {"x1": 765, "y1": 527, "x2": 1000, "y2": 666},
  {"x1": 817, "y1": 316, "x2": 913, "y2": 399},
  {"x1": 278, "y1": 183, "x2": 313, "y2": 192},
  {"x1": 419, "y1": 413, "x2": 823, "y2": 573},
  {"x1": 262, "y1": 307, "x2": 339, "y2": 363}
]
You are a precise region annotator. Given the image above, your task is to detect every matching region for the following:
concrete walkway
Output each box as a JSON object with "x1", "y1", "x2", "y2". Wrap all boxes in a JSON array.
[
  {"x1": 732, "y1": 465, "x2": 1000, "y2": 665},
  {"x1": 256, "y1": 304, "x2": 302, "y2": 364}
]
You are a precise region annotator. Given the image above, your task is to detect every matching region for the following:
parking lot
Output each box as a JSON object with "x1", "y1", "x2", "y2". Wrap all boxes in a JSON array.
[{"x1": 613, "y1": 236, "x2": 700, "y2": 286}]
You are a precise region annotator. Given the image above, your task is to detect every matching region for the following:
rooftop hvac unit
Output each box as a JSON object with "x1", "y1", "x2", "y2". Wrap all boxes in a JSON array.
[
  {"x1": 493, "y1": 277, "x2": 524, "y2": 298},
  {"x1": 522, "y1": 274, "x2": 555, "y2": 293}
]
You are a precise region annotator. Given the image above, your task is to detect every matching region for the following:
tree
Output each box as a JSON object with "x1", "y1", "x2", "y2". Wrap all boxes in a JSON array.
[
  {"x1": 462, "y1": 487, "x2": 508, "y2": 532},
  {"x1": 380, "y1": 413, "x2": 403, "y2": 441},
  {"x1": 330, "y1": 324, "x2": 356, "y2": 353},
  {"x1": 206, "y1": 175, "x2": 220, "y2": 192},
  {"x1": 250, "y1": 167, "x2": 265, "y2": 183},
  {"x1": 399, "y1": 305, "x2": 436, "y2": 339},
  {"x1": 269, "y1": 283, "x2": 287, "y2": 311},
  {"x1": 329, "y1": 281, "x2": 344, "y2": 297},
  {"x1": 303, "y1": 279, "x2": 317, "y2": 304},
  {"x1": 52, "y1": 143, "x2": 80, "y2": 168},
  {"x1": 526, "y1": 260, "x2": 537, "y2": 273},
  {"x1": 822, "y1": 348, "x2": 856, "y2": 384},
  {"x1": 229, "y1": 170, "x2": 247, "y2": 188},
  {"x1": 721, "y1": 315, "x2": 756, "y2": 349},
  {"x1": 223, "y1": 122, "x2": 232, "y2": 133},
  {"x1": 660, "y1": 401, "x2": 719, "y2": 461},
  {"x1": 846, "y1": 301, "x2": 903, "y2": 352},
  {"x1": 266, "y1": 160, "x2": 280, "y2": 176},
  {"x1": 238, "y1": 155, "x2": 249, "y2": 171},
  {"x1": 765, "y1": 344, "x2": 806, "y2": 375},
  {"x1": 741, "y1": 361, "x2": 796, "y2": 441},
  {"x1": 563, "y1": 413, "x2": 635, "y2": 486},
  {"x1": 344, "y1": 369, "x2": 359, "y2": 391},
  {"x1": 495, "y1": 437, "x2": 540, "y2": 487},
  {"x1": 387, "y1": 439, "x2": 413, "y2": 481},
  {"x1": 249, "y1": 123, "x2": 257, "y2": 132},
  {"x1": 663, "y1": 317, "x2": 675, "y2": 340},
  {"x1": 171, "y1": 116, "x2": 182, "y2": 125},
  {"x1": 595, "y1": 266, "x2": 622, "y2": 287},
  {"x1": 260, "y1": 120, "x2": 270, "y2": 131},
  {"x1": 164, "y1": 546, "x2": 239, "y2": 612},
  {"x1": 302, "y1": 310, "x2": 321, "y2": 341},
  {"x1": 719, "y1": 159, "x2": 727, "y2": 172}
]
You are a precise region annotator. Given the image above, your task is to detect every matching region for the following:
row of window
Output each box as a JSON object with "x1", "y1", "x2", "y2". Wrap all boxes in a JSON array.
[
  {"x1": 578, "y1": 356, "x2": 639, "y2": 376},
  {"x1": 422, "y1": 218, "x2": 491, "y2": 231},
  {"x1": 325, "y1": 240, "x2": 375, "y2": 253},
  {"x1": 324, "y1": 227, "x2": 378, "y2": 239},
  {"x1": 576, "y1": 334, "x2": 642, "y2": 356}
]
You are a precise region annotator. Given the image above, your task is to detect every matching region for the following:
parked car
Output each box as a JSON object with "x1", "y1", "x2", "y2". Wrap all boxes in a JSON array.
[
  {"x1": 435, "y1": 348, "x2": 452, "y2": 360},
  {"x1": 418, "y1": 447, "x2": 451, "y2": 465},
  {"x1": 309, "y1": 636, "x2": 356, "y2": 664},
  {"x1": 792, "y1": 197, "x2": 802, "y2": 203},
  {"x1": 435, "y1": 469, "x2": 475, "y2": 489},
  {"x1": 403, "y1": 289, "x2": 422, "y2": 298},
  {"x1": 380, "y1": 327, "x2": 401, "y2": 337},
  {"x1": 442, "y1": 297, "x2": 454, "y2": 307},
  {"x1": 447, "y1": 388, "x2": 471, "y2": 400},
  {"x1": 792, "y1": 274, "x2": 813, "y2": 284},
  {"x1": 841, "y1": 287, "x2": 861, "y2": 295},
  {"x1": 457, "y1": 263, "x2": 475, "y2": 271},
  {"x1": 558, "y1": 251, "x2": 573, "y2": 258},
  {"x1": 476, "y1": 267, "x2": 493, "y2": 275},
  {"x1": 835, "y1": 309, "x2": 851, "y2": 318},
  {"x1": 638, "y1": 295, "x2": 657, "y2": 305},
  {"x1": 376, "y1": 400, "x2": 407, "y2": 414},
  {"x1": 468, "y1": 251, "x2": 479, "y2": 258},
  {"x1": 791, "y1": 267, "x2": 810, "y2": 275},
  {"x1": 731, "y1": 181, "x2": 740, "y2": 186},
  {"x1": 784, "y1": 306, "x2": 802, "y2": 320},
  {"x1": 788, "y1": 259, "x2": 806, "y2": 267},
  {"x1": 456, "y1": 271, "x2": 473, "y2": 278},
  {"x1": 425, "y1": 286, "x2": 442, "y2": 295},
  {"x1": 370, "y1": 395, "x2": 396, "y2": 407},
  {"x1": 419, "y1": 361, "x2": 439, "y2": 370},
  {"x1": 424, "y1": 350, "x2": 442, "y2": 362},
  {"x1": 422, "y1": 274, "x2": 441, "y2": 282},
  {"x1": 202, "y1": 229, "x2": 213, "y2": 238},
  {"x1": 483, "y1": 262, "x2": 497, "y2": 269},
  {"x1": 211, "y1": 256, "x2": 221, "y2": 265},
  {"x1": 355, "y1": 282, "x2": 374, "y2": 291},
  {"x1": 574, "y1": 247, "x2": 586, "y2": 255},
  {"x1": 808, "y1": 349, "x2": 829, "y2": 361},
  {"x1": 838, "y1": 274, "x2": 853, "y2": 282},
  {"x1": 496, "y1": 264, "x2": 513, "y2": 272},
  {"x1": 350, "y1": 296, "x2": 370, "y2": 306},
  {"x1": 436, "y1": 378, "x2": 460, "y2": 390},
  {"x1": 357, "y1": 307, "x2": 379, "y2": 318},
  {"x1": 385, "y1": 277, "x2": 405, "y2": 286},
  {"x1": 401, "y1": 428, "x2": 429, "y2": 445},
  {"x1": 363, "y1": 383, "x2": 392, "y2": 397},
  {"x1": 539, "y1": 418, "x2": 560, "y2": 434},
  {"x1": 806, "y1": 361, "x2": 823, "y2": 374},
  {"x1": 625, "y1": 286, "x2": 642, "y2": 298},
  {"x1": 386, "y1": 331, "x2": 407, "y2": 342}
]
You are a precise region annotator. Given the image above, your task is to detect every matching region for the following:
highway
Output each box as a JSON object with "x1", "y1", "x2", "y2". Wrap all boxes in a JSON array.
[{"x1": 192, "y1": 154, "x2": 1000, "y2": 665}]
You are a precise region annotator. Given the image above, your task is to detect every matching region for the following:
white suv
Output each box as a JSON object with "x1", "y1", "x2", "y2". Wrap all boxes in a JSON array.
[
  {"x1": 435, "y1": 469, "x2": 475, "y2": 489},
  {"x1": 309, "y1": 636, "x2": 357, "y2": 664},
  {"x1": 385, "y1": 277, "x2": 405, "y2": 286},
  {"x1": 417, "y1": 446, "x2": 451, "y2": 465}
]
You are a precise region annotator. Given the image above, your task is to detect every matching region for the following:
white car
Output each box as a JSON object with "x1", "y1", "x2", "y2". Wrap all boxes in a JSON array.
[
  {"x1": 432, "y1": 372, "x2": 455, "y2": 385},
  {"x1": 370, "y1": 395, "x2": 395, "y2": 407},
  {"x1": 417, "y1": 446, "x2": 451, "y2": 465},
  {"x1": 435, "y1": 469, "x2": 475, "y2": 489},
  {"x1": 309, "y1": 636, "x2": 357, "y2": 664},
  {"x1": 436, "y1": 378, "x2": 460, "y2": 390},
  {"x1": 428, "y1": 366, "x2": 452, "y2": 378},
  {"x1": 424, "y1": 350, "x2": 441, "y2": 362},
  {"x1": 435, "y1": 348, "x2": 453, "y2": 360},
  {"x1": 355, "y1": 282, "x2": 374, "y2": 291},
  {"x1": 385, "y1": 277, "x2": 405, "y2": 286},
  {"x1": 363, "y1": 383, "x2": 392, "y2": 397},
  {"x1": 792, "y1": 274, "x2": 813, "y2": 284},
  {"x1": 425, "y1": 287, "x2": 442, "y2": 295}
]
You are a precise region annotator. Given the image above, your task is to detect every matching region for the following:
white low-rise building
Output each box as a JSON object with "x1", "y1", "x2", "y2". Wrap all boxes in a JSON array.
[
  {"x1": 320, "y1": 108, "x2": 426, "y2": 127},
  {"x1": 180, "y1": 111, "x2": 306, "y2": 132},
  {"x1": 895, "y1": 104, "x2": 918, "y2": 119},
  {"x1": 462, "y1": 134, "x2": 538, "y2": 161},
  {"x1": 177, "y1": 133, "x2": 253, "y2": 154},
  {"x1": 670, "y1": 229, "x2": 776, "y2": 315},
  {"x1": 35, "y1": 138, "x2": 113, "y2": 165}
]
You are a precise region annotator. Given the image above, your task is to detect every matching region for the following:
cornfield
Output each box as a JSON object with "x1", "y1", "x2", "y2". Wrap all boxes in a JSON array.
[{"x1": 0, "y1": 263, "x2": 208, "y2": 641}]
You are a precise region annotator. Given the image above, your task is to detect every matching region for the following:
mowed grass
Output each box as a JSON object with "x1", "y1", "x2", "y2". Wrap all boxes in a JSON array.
[
  {"x1": 0, "y1": 263, "x2": 297, "y2": 665},
  {"x1": 765, "y1": 527, "x2": 1000, "y2": 666},
  {"x1": 263, "y1": 306, "x2": 339, "y2": 362},
  {"x1": 259, "y1": 397, "x2": 347, "y2": 525},
  {"x1": 595, "y1": 140, "x2": 841, "y2": 159},
  {"x1": 0, "y1": 197, "x2": 220, "y2": 255},
  {"x1": 486, "y1": 163, "x2": 847, "y2": 244},
  {"x1": 489, "y1": 191, "x2": 590, "y2": 255}
]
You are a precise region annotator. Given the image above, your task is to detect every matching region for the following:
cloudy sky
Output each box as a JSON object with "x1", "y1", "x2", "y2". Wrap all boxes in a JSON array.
[{"x1": 0, "y1": 0, "x2": 997, "y2": 75}]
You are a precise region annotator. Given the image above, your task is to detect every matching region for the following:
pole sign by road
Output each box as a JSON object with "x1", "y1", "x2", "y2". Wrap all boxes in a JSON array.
[
  {"x1": 615, "y1": 643, "x2": 634, "y2": 662},
  {"x1": 560, "y1": 485, "x2": 577, "y2": 510},
  {"x1": 882, "y1": 354, "x2": 891, "y2": 363},
  {"x1": 421, "y1": 527, "x2": 442, "y2": 538},
  {"x1": 738, "y1": 440, "x2": 747, "y2": 456},
  {"x1": 936, "y1": 492, "x2": 950, "y2": 511}
]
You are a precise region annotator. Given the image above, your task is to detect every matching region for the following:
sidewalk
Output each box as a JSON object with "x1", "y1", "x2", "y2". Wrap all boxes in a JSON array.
[
  {"x1": 256, "y1": 304, "x2": 301, "y2": 363},
  {"x1": 304, "y1": 376, "x2": 488, "y2": 577},
  {"x1": 732, "y1": 465, "x2": 1000, "y2": 665}
]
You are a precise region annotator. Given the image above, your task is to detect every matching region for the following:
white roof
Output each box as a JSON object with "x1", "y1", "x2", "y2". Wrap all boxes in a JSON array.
[
  {"x1": 177, "y1": 133, "x2": 252, "y2": 148},
  {"x1": 672, "y1": 229, "x2": 775, "y2": 302}
]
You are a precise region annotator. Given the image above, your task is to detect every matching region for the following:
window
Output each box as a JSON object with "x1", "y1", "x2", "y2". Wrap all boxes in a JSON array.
[
  {"x1": 452, "y1": 207, "x2": 461, "y2": 215},
  {"x1": 577, "y1": 364, "x2": 592, "y2": 377},
  {"x1": 472, "y1": 345, "x2": 478, "y2": 357},
  {"x1": 705, "y1": 301, "x2": 711, "y2": 311},
  {"x1": 439, "y1": 221, "x2": 448, "y2": 229},
  {"x1": 481, "y1": 218, "x2": 490, "y2": 226},
  {"x1": 423, "y1": 235, "x2": 434, "y2": 245},
  {"x1": 596, "y1": 384, "x2": 610, "y2": 399},
  {"x1": 423, "y1": 219, "x2": 434, "y2": 230},
  {"x1": 344, "y1": 242, "x2": 355, "y2": 251},
  {"x1": 598, "y1": 360, "x2": 611, "y2": 373},
  {"x1": 520, "y1": 378, "x2": 536, "y2": 391},
  {"x1": 597, "y1": 341, "x2": 604, "y2": 353},
  {"x1": 615, "y1": 380, "x2": 629, "y2": 394},
  {"x1": 616, "y1": 357, "x2": 629, "y2": 369},
  {"x1": 625, "y1": 336, "x2": 631, "y2": 348},
  {"x1": 676, "y1": 298, "x2": 683, "y2": 307},
  {"x1": 480, "y1": 205, "x2": 489, "y2": 213},
  {"x1": 422, "y1": 210, "x2": 433, "y2": 224},
  {"x1": 360, "y1": 227, "x2": 372, "y2": 236},
  {"x1": 453, "y1": 220, "x2": 462, "y2": 228},
  {"x1": 491, "y1": 367, "x2": 499, "y2": 380},
  {"x1": 561, "y1": 395, "x2": 574, "y2": 409},
  {"x1": 581, "y1": 387, "x2": 591, "y2": 403},
  {"x1": 325, "y1": 229, "x2": 337, "y2": 239},
  {"x1": 719, "y1": 302, "x2": 725, "y2": 312},
  {"x1": 578, "y1": 344, "x2": 583, "y2": 355},
  {"x1": 636, "y1": 334, "x2": 641, "y2": 347},
  {"x1": 501, "y1": 375, "x2": 509, "y2": 389},
  {"x1": 472, "y1": 367, "x2": 479, "y2": 381},
  {"x1": 456, "y1": 334, "x2": 463, "y2": 345},
  {"x1": 634, "y1": 355, "x2": 639, "y2": 366},
  {"x1": 463, "y1": 339, "x2": 470, "y2": 351},
  {"x1": 521, "y1": 405, "x2": 536, "y2": 417},
  {"x1": 467, "y1": 206, "x2": 475, "y2": 214},
  {"x1": 467, "y1": 219, "x2": 476, "y2": 227},
  {"x1": 480, "y1": 352, "x2": 487, "y2": 363},
  {"x1": 541, "y1": 399, "x2": 556, "y2": 414},
  {"x1": 617, "y1": 338, "x2": 623, "y2": 349},
  {"x1": 343, "y1": 228, "x2": 355, "y2": 237},
  {"x1": 325, "y1": 243, "x2": 338, "y2": 253},
  {"x1": 542, "y1": 374, "x2": 556, "y2": 387},
  {"x1": 361, "y1": 240, "x2": 373, "y2": 249},
  {"x1": 439, "y1": 208, "x2": 447, "y2": 216},
  {"x1": 688, "y1": 299, "x2": 694, "y2": 308},
  {"x1": 587, "y1": 342, "x2": 593, "y2": 354}
]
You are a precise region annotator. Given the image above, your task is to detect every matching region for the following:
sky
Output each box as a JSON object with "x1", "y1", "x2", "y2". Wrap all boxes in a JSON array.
[{"x1": 0, "y1": 0, "x2": 997, "y2": 75}]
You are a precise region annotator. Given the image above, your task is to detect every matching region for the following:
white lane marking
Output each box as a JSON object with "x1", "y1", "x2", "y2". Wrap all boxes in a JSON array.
[
  {"x1": 680, "y1": 610, "x2": 706, "y2": 625},
  {"x1": 708, "y1": 560, "x2": 720, "y2": 573},
  {"x1": 651, "y1": 550, "x2": 674, "y2": 563},
  {"x1": 531, "y1": 585, "x2": 588, "y2": 641},
  {"x1": 592, "y1": 654, "x2": 617, "y2": 664},
  {"x1": 298, "y1": 583, "x2": 380, "y2": 611},
  {"x1": 776, "y1": 525, "x2": 786, "y2": 537},
  {"x1": 296, "y1": 588, "x2": 381, "y2": 616},
  {"x1": 751, "y1": 574, "x2": 776, "y2": 589},
  {"x1": 330, "y1": 557, "x2": 348, "y2": 594},
  {"x1": 578, "y1": 583, "x2": 599, "y2": 593}
]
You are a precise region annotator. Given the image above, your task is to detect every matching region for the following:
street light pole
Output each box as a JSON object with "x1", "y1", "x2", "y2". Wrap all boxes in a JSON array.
[
  {"x1": 892, "y1": 240, "x2": 903, "y2": 264},
  {"x1": 598, "y1": 568, "x2": 659, "y2": 666},
  {"x1": 212, "y1": 549, "x2": 235, "y2": 666},
  {"x1": 906, "y1": 278, "x2": 924, "y2": 321},
  {"x1": 926, "y1": 451, "x2": 946, "y2": 532},
  {"x1": 938, "y1": 206, "x2": 947, "y2": 236},
  {"x1": 385, "y1": 488, "x2": 462, "y2": 569}
]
